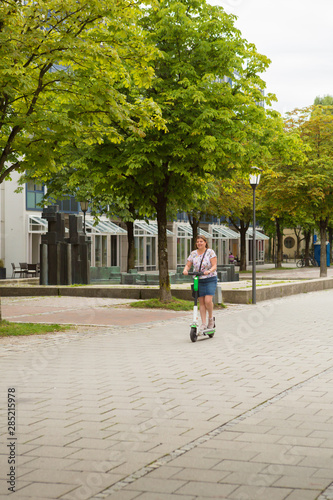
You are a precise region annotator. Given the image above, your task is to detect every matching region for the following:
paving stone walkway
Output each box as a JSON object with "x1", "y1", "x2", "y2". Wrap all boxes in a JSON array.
[
  {"x1": 1, "y1": 296, "x2": 185, "y2": 327},
  {"x1": 1, "y1": 290, "x2": 333, "y2": 499}
]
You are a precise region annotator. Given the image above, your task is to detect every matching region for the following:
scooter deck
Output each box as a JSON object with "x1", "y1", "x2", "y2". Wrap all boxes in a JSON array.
[{"x1": 198, "y1": 327, "x2": 215, "y2": 336}]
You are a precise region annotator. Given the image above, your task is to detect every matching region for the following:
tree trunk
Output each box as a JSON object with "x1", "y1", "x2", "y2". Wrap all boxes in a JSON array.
[
  {"x1": 230, "y1": 219, "x2": 249, "y2": 271},
  {"x1": 188, "y1": 213, "x2": 200, "y2": 250},
  {"x1": 156, "y1": 191, "x2": 172, "y2": 302},
  {"x1": 303, "y1": 230, "x2": 311, "y2": 265},
  {"x1": 276, "y1": 218, "x2": 283, "y2": 268},
  {"x1": 239, "y1": 220, "x2": 249, "y2": 272},
  {"x1": 126, "y1": 221, "x2": 135, "y2": 272},
  {"x1": 268, "y1": 237, "x2": 274, "y2": 264},
  {"x1": 293, "y1": 227, "x2": 303, "y2": 259},
  {"x1": 319, "y1": 219, "x2": 328, "y2": 277}
]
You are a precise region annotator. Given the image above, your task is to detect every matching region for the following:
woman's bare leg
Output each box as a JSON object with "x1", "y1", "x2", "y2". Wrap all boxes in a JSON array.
[
  {"x1": 199, "y1": 296, "x2": 207, "y2": 326},
  {"x1": 205, "y1": 295, "x2": 214, "y2": 327}
]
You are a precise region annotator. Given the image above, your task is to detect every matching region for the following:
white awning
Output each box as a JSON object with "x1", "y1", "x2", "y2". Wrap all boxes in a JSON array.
[
  {"x1": 28, "y1": 215, "x2": 48, "y2": 233},
  {"x1": 247, "y1": 227, "x2": 269, "y2": 240},
  {"x1": 135, "y1": 221, "x2": 174, "y2": 236},
  {"x1": 211, "y1": 225, "x2": 240, "y2": 239},
  {"x1": 28, "y1": 215, "x2": 126, "y2": 235},
  {"x1": 177, "y1": 223, "x2": 211, "y2": 238},
  {"x1": 85, "y1": 219, "x2": 127, "y2": 235}
]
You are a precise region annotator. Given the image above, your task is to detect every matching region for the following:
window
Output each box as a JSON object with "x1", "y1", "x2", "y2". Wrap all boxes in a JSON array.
[
  {"x1": 95, "y1": 236, "x2": 102, "y2": 267},
  {"x1": 177, "y1": 232, "x2": 192, "y2": 266},
  {"x1": 284, "y1": 237, "x2": 295, "y2": 249},
  {"x1": 53, "y1": 196, "x2": 80, "y2": 213},
  {"x1": 146, "y1": 236, "x2": 156, "y2": 270},
  {"x1": 135, "y1": 236, "x2": 145, "y2": 270},
  {"x1": 110, "y1": 235, "x2": 117, "y2": 266},
  {"x1": 26, "y1": 182, "x2": 44, "y2": 211}
]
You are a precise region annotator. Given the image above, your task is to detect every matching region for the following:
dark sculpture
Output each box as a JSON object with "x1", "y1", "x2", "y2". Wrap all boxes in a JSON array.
[{"x1": 40, "y1": 205, "x2": 90, "y2": 285}]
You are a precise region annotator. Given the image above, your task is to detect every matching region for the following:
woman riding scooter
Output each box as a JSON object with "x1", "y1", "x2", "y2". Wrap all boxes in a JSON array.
[{"x1": 183, "y1": 235, "x2": 217, "y2": 333}]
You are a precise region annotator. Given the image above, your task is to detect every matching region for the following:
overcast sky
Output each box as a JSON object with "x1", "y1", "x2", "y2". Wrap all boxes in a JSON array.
[{"x1": 209, "y1": 0, "x2": 333, "y2": 115}]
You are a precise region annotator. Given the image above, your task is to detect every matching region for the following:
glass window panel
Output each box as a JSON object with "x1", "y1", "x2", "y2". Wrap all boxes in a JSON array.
[
  {"x1": 151, "y1": 237, "x2": 156, "y2": 266},
  {"x1": 135, "y1": 237, "x2": 144, "y2": 269},
  {"x1": 27, "y1": 192, "x2": 36, "y2": 209},
  {"x1": 87, "y1": 237, "x2": 92, "y2": 263},
  {"x1": 177, "y1": 238, "x2": 181, "y2": 265},
  {"x1": 145, "y1": 237, "x2": 156, "y2": 270},
  {"x1": 177, "y1": 237, "x2": 190, "y2": 267},
  {"x1": 95, "y1": 236, "x2": 101, "y2": 267},
  {"x1": 102, "y1": 235, "x2": 107, "y2": 266},
  {"x1": 187, "y1": 238, "x2": 191, "y2": 257},
  {"x1": 146, "y1": 237, "x2": 151, "y2": 267},
  {"x1": 182, "y1": 239, "x2": 186, "y2": 265},
  {"x1": 62, "y1": 199, "x2": 71, "y2": 211},
  {"x1": 110, "y1": 235, "x2": 117, "y2": 266},
  {"x1": 212, "y1": 239, "x2": 218, "y2": 257},
  {"x1": 35, "y1": 192, "x2": 44, "y2": 206},
  {"x1": 71, "y1": 197, "x2": 79, "y2": 212}
]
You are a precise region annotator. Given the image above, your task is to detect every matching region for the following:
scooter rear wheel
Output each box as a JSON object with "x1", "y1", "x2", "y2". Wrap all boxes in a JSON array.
[{"x1": 190, "y1": 327, "x2": 197, "y2": 342}]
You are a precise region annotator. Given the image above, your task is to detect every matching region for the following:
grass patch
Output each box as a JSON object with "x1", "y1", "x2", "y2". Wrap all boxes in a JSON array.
[
  {"x1": 130, "y1": 297, "x2": 194, "y2": 311},
  {"x1": 130, "y1": 297, "x2": 226, "y2": 311},
  {"x1": 0, "y1": 320, "x2": 73, "y2": 337}
]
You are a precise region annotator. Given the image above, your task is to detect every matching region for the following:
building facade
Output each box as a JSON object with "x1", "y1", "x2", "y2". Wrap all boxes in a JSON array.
[{"x1": 1, "y1": 174, "x2": 268, "y2": 277}]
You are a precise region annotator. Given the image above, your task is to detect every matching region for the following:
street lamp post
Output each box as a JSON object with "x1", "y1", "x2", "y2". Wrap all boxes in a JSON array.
[
  {"x1": 249, "y1": 168, "x2": 262, "y2": 305},
  {"x1": 80, "y1": 201, "x2": 89, "y2": 234}
]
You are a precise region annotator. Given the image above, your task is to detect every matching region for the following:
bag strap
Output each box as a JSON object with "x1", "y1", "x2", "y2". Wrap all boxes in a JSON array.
[{"x1": 198, "y1": 249, "x2": 207, "y2": 273}]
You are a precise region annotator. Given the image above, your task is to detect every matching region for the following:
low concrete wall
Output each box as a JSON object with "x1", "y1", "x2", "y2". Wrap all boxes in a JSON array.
[
  {"x1": 1, "y1": 278, "x2": 333, "y2": 303},
  {"x1": 0, "y1": 286, "x2": 59, "y2": 297},
  {"x1": 222, "y1": 277, "x2": 333, "y2": 304},
  {"x1": 0, "y1": 285, "x2": 193, "y2": 300}
]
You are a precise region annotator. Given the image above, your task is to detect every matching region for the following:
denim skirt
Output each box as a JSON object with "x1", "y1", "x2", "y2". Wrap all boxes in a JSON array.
[{"x1": 198, "y1": 276, "x2": 218, "y2": 297}]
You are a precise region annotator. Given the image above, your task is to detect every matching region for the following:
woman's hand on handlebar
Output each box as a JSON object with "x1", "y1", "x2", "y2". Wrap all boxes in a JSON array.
[{"x1": 183, "y1": 268, "x2": 188, "y2": 275}]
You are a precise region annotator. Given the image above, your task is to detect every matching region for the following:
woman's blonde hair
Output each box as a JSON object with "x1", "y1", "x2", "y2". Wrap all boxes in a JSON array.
[{"x1": 196, "y1": 235, "x2": 208, "y2": 249}]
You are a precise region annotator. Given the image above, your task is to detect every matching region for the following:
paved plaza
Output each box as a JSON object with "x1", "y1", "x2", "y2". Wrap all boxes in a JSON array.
[{"x1": 1, "y1": 289, "x2": 333, "y2": 499}]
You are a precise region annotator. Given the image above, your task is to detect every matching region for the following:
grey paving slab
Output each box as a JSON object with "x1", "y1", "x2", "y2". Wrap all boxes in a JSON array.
[{"x1": 1, "y1": 290, "x2": 333, "y2": 499}]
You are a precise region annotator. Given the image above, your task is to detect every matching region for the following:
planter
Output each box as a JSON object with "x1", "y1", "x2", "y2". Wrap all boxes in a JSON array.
[{"x1": 0, "y1": 268, "x2": 6, "y2": 279}]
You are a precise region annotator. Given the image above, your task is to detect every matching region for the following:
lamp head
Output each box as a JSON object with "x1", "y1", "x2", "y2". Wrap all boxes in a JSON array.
[
  {"x1": 80, "y1": 200, "x2": 89, "y2": 212},
  {"x1": 249, "y1": 167, "x2": 262, "y2": 187}
]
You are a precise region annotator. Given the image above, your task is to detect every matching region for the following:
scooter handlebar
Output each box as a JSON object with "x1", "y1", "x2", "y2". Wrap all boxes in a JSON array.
[{"x1": 187, "y1": 271, "x2": 204, "y2": 276}]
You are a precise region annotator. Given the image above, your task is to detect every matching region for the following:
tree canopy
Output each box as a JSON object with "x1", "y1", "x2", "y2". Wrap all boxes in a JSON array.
[
  {"x1": 0, "y1": 0, "x2": 162, "y2": 183},
  {"x1": 261, "y1": 105, "x2": 333, "y2": 273},
  {"x1": 24, "y1": 0, "x2": 280, "y2": 300}
]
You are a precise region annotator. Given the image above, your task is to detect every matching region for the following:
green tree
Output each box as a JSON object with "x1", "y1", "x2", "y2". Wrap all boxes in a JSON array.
[
  {"x1": 283, "y1": 105, "x2": 333, "y2": 276},
  {"x1": 107, "y1": 0, "x2": 276, "y2": 300},
  {"x1": 257, "y1": 124, "x2": 308, "y2": 267},
  {"x1": 314, "y1": 95, "x2": 333, "y2": 106},
  {"x1": 30, "y1": 0, "x2": 277, "y2": 301},
  {"x1": 206, "y1": 176, "x2": 253, "y2": 270},
  {"x1": 0, "y1": 0, "x2": 161, "y2": 183}
]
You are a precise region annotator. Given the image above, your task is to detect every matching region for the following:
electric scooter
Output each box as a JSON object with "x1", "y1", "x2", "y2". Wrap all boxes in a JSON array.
[{"x1": 188, "y1": 271, "x2": 215, "y2": 342}]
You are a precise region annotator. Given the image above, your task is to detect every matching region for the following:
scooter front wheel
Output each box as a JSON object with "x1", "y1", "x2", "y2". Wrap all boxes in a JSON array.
[{"x1": 190, "y1": 327, "x2": 197, "y2": 342}]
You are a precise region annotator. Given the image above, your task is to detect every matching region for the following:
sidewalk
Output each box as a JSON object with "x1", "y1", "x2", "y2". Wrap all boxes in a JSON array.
[
  {"x1": 0, "y1": 296, "x2": 186, "y2": 327},
  {"x1": 1, "y1": 290, "x2": 333, "y2": 499}
]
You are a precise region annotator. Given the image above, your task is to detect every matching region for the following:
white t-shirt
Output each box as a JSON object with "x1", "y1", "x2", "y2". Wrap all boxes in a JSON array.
[{"x1": 187, "y1": 249, "x2": 217, "y2": 279}]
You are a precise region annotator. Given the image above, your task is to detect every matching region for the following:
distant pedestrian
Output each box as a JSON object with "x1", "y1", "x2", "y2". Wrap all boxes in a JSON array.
[{"x1": 229, "y1": 251, "x2": 235, "y2": 264}]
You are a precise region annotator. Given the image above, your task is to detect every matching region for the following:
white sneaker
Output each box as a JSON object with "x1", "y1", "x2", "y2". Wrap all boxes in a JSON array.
[
  {"x1": 207, "y1": 317, "x2": 215, "y2": 329},
  {"x1": 199, "y1": 324, "x2": 207, "y2": 334}
]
